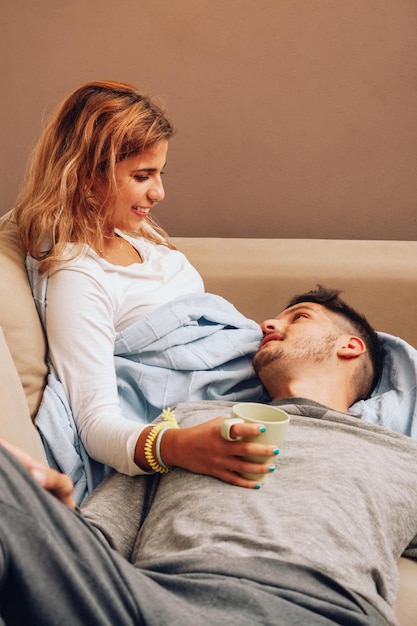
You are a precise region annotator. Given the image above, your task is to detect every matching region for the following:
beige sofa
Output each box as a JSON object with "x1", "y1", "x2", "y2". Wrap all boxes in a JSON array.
[{"x1": 1, "y1": 210, "x2": 416, "y2": 624}]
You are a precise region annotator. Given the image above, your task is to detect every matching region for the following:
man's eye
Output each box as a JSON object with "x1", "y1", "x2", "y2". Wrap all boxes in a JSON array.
[{"x1": 294, "y1": 313, "x2": 308, "y2": 320}]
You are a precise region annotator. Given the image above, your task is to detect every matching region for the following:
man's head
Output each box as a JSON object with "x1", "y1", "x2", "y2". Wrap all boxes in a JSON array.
[{"x1": 253, "y1": 285, "x2": 384, "y2": 408}]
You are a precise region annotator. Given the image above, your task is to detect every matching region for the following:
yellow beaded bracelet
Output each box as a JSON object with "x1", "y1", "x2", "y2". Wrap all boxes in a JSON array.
[{"x1": 144, "y1": 409, "x2": 178, "y2": 474}]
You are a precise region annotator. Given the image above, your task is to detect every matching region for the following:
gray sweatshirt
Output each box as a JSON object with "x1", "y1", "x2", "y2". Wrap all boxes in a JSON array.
[{"x1": 82, "y1": 399, "x2": 417, "y2": 625}]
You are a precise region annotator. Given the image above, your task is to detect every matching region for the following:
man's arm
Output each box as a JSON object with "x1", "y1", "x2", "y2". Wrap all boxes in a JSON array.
[{"x1": 0, "y1": 438, "x2": 76, "y2": 510}]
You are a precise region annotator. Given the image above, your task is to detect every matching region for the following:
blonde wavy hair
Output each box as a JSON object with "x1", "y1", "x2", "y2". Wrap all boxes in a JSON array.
[{"x1": 14, "y1": 80, "x2": 175, "y2": 274}]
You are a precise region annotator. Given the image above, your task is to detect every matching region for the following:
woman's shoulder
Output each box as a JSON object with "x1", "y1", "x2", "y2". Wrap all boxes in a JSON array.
[{"x1": 44, "y1": 244, "x2": 112, "y2": 282}]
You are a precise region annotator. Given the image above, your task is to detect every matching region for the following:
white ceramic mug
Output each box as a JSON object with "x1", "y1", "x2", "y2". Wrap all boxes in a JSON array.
[{"x1": 221, "y1": 402, "x2": 290, "y2": 481}]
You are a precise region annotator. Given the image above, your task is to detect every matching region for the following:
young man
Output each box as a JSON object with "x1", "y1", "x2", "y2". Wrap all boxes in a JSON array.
[{"x1": 1, "y1": 287, "x2": 416, "y2": 625}]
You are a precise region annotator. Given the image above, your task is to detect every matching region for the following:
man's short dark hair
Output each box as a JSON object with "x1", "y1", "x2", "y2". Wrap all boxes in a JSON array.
[{"x1": 286, "y1": 285, "x2": 384, "y2": 399}]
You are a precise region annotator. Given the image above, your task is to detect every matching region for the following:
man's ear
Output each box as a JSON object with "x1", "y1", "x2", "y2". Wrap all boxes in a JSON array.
[{"x1": 337, "y1": 336, "x2": 366, "y2": 359}]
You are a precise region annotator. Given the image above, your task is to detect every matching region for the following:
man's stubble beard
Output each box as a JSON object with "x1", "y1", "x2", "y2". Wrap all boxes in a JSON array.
[{"x1": 253, "y1": 333, "x2": 339, "y2": 378}]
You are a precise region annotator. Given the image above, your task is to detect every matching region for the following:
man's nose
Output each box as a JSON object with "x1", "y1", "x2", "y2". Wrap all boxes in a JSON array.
[{"x1": 260, "y1": 318, "x2": 284, "y2": 335}]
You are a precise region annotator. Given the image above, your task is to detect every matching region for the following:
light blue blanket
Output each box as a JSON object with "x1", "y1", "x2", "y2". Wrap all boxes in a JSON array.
[
  {"x1": 114, "y1": 293, "x2": 270, "y2": 424},
  {"x1": 27, "y1": 257, "x2": 417, "y2": 504},
  {"x1": 31, "y1": 287, "x2": 269, "y2": 503},
  {"x1": 350, "y1": 331, "x2": 417, "y2": 438}
]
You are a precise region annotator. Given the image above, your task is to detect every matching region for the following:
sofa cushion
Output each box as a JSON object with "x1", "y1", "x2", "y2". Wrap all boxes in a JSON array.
[
  {"x1": 0, "y1": 327, "x2": 46, "y2": 462},
  {"x1": 0, "y1": 211, "x2": 48, "y2": 419}
]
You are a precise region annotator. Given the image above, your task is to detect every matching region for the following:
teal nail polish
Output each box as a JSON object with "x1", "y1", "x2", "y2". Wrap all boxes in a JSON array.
[
  {"x1": 254, "y1": 483, "x2": 261, "y2": 490},
  {"x1": 273, "y1": 448, "x2": 280, "y2": 455},
  {"x1": 268, "y1": 465, "x2": 276, "y2": 472},
  {"x1": 260, "y1": 426, "x2": 266, "y2": 433}
]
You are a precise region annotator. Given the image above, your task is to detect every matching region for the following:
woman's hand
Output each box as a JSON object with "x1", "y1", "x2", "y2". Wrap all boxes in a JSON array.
[
  {"x1": 158, "y1": 417, "x2": 278, "y2": 488},
  {"x1": 0, "y1": 438, "x2": 77, "y2": 509}
]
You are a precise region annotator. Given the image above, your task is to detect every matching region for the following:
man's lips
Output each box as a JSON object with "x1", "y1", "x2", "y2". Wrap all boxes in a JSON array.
[{"x1": 260, "y1": 333, "x2": 282, "y2": 348}]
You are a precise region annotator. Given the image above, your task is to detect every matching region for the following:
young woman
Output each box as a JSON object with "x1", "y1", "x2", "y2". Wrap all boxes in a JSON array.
[{"x1": 14, "y1": 80, "x2": 274, "y2": 490}]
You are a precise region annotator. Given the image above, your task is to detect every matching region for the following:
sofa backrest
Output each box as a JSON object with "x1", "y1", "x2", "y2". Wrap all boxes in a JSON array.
[{"x1": 173, "y1": 237, "x2": 417, "y2": 349}]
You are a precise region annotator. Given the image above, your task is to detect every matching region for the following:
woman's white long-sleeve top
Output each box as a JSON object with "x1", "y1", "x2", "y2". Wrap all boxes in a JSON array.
[{"x1": 44, "y1": 233, "x2": 204, "y2": 475}]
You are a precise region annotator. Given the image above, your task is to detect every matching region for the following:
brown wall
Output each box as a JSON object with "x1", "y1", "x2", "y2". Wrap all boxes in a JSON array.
[{"x1": 2, "y1": 0, "x2": 417, "y2": 239}]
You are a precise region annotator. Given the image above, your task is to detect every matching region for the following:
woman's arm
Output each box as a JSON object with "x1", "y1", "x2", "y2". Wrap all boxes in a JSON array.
[{"x1": 46, "y1": 265, "x2": 145, "y2": 475}]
